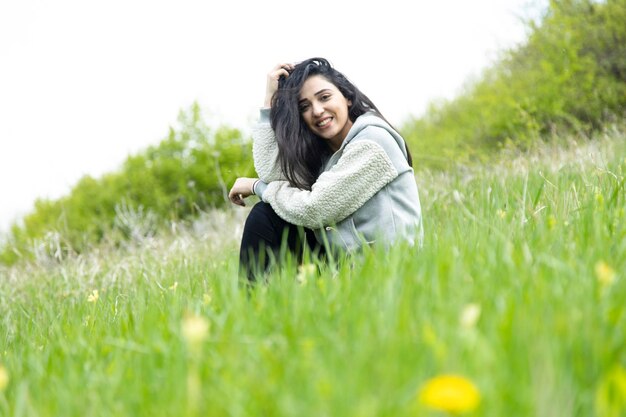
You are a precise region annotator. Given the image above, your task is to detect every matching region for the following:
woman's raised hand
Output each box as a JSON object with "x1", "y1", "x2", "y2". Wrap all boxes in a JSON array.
[{"x1": 264, "y1": 63, "x2": 294, "y2": 108}]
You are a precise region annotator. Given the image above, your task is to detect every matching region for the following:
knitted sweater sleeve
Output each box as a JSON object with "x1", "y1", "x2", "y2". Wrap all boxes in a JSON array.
[
  {"x1": 252, "y1": 109, "x2": 285, "y2": 182},
  {"x1": 259, "y1": 140, "x2": 398, "y2": 229}
]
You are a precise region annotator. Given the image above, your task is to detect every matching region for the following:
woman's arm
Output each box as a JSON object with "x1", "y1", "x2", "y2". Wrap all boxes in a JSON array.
[
  {"x1": 256, "y1": 139, "x2": 399, "y2": 229},
  {"x1": 252, "y1": 109, "x2": 285, "y2": 182},
  {"x1": 252, "y1": 63, "x2": 295, "y2": 182},
  {"x1": 230, "y1": 63, "x2": 294, "y2": 206}
]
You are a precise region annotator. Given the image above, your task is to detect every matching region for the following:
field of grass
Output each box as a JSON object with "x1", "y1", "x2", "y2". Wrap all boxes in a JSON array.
[{"x1": 0, "y1": 130, "x2": 624, "y2": 417}]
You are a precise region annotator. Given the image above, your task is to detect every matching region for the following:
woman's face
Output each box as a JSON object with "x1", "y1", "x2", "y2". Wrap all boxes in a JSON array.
[{"x1": 298, "y1": 75, "x2": 352, "y2": 151}]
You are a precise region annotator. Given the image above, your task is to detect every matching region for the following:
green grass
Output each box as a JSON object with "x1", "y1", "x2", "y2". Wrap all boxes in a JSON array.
[{"x1": 0, "y1": 131, "x2": 625, "y2": 417}]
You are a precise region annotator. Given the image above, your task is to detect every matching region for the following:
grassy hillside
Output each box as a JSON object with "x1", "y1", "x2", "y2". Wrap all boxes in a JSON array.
[{"x1": 1, "y1": 130, "x2": 623, "y2": 416}]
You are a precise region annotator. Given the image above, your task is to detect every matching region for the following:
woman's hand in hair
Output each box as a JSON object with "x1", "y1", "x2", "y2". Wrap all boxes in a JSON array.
[
  {"x1": 228, "y1": 177, "x2": 259, "y2": 207},
  {"x1": 264, "y1": 63, "x2": 294, "y2": 108}
]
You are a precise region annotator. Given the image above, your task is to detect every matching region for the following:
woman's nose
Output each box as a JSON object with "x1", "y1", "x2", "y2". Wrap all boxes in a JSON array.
[{"x1": 312, "y1": 101, "x2": 325, "y2": 116}]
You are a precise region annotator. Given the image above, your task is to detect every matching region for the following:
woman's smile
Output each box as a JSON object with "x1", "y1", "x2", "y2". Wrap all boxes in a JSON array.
[{"x1": 316, "y1": 116, "x2": 333, "y2": 128}]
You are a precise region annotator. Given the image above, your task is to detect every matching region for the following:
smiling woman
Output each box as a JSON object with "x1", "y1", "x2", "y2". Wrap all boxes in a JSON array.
[{"x1": 228, "y1": 58, "x2": 423, "y2": 281}]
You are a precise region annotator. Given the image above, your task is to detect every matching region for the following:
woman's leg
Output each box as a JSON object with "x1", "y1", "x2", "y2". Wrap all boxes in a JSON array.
[{"x1": 239, "y1": 201, "x2": 320, "y2": 281}]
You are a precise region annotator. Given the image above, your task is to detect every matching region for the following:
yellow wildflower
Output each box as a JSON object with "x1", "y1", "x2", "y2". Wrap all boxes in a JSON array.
[
  {"x1": 169, "y1": 281, "x2": 178, "y2": 291},
  {"x1": 595, "y1": 364, "x2": 626, "y2": 417},
  {"x1": 296, "y1": 263, "x2": 317, "y2": 285},
  {"x1": 202, "y1": 292, "x2": 212, "y2": 306},
  {"x1": 419, "y1": 374, "x2": 481, "y2": 414},
  {"x1": 596, "y1": 192, "x2": 604, "y2": 206},
  {"x1": 0, "y1": 364, "x2": 8, "y2": 392},
  {"x1": 496, "y1": 209, "x2": 506, "y2": 219},
  {"x1": 182, "y1": 314, "x2": 209, "y2": 346},
  {"x1": 595, "y1": 261, "x2": 616, "y2": 288},
  {"x1": 459, "y1": 303, "x2": 481, "y2": 329},
  {"x1": 87, "y1": 290, "x2": 99, "y2": 303},
  {"x1": 547, "y1": 215, "x2": 557, "y2": 230}
]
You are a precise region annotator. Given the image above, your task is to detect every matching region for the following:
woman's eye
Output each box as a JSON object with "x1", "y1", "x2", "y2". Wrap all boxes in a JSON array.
[
  {"x1": 321, "y1": 95, "x2": 331, "y2": 101},
  {"x1": 299, "y1": 104, "x2": 309, "y2": 112}
]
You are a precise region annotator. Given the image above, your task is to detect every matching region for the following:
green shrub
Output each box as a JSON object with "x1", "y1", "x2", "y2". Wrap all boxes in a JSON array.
[
  {"x1": 0, "y1": 103, "x2": 254, "y2": 266},
  {"x1": 402, "y1": 0, "x2": 626, "y2": 168}
]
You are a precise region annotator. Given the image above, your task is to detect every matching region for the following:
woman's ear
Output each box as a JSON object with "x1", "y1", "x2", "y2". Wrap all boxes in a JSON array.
[{"x1": 348, "y1": 100, "x2": 352, "y2": 107}]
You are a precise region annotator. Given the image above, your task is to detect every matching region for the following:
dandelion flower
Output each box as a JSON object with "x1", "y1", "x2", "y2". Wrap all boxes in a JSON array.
[
  {"x1": 87, "y1": 290, "x2": 99, "y2": 303},
  {"x1": 595, "y1": 261, "x2": 616, "y2": 288},
  {"x1": 419, "y1": 374, "x2": 481, "y2": 414},
  {"x1": 182, "y1": 314, "x2": 209, "y2": 346},
  {"x1": 459, "y1": 304, "x2": 481, "y2": 329},
  {"x1": 0, "y1": 365, "x2": 8, "y2": 392}
]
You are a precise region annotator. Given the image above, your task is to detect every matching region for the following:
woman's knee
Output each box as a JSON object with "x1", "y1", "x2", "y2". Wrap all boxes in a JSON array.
[
  {"x1": 241, "y1": 201, "x2": 289, "y2": 247},
  {"x1": 244, "y1": 202, "x2": 279, "y2": 237},
  {"x1": 245, "y1": 201, "x2": 276, "y2": 225}
]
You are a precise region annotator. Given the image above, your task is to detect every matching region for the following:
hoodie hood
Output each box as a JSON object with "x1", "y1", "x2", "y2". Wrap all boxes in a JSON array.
[{"x1": 339, "y1": 112, "x2": 408, "y2": 160}]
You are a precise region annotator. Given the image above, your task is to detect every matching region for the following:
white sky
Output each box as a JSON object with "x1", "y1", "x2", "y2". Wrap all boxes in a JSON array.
[{"x1": 0, "y1": 0, "x2": 544, "y2": 234}]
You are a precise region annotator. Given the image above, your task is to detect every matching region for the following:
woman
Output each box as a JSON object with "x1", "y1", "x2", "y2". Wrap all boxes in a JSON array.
[{"x1": 229, "y1": 58, "x2": 423, "y2": 280}]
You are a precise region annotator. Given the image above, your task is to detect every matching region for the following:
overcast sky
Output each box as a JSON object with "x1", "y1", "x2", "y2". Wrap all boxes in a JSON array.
[{"x1": 0, "y1": 0, "x2": 545, "y2": 234}]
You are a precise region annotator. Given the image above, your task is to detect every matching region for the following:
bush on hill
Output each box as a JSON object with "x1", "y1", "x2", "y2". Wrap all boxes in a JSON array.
[
  {"x1": 402, "y1": 0, "x2": 626, "y2": 168},
  {"x1": 0, "y1": 103, "x2": 254, "y2": 266}
]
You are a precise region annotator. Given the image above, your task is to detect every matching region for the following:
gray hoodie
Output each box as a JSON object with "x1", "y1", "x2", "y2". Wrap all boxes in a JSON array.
[{"x1": 253, "y1": 109, "x2": 423, "y2": 251}]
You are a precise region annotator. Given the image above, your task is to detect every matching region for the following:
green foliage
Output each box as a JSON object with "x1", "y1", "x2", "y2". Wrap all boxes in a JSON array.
[
  {"x1": 402, "y1": 0, "x2": 626, "y2": 168},
  {"x1": 0, "y1": 103, "x2": 254, "y2": 266},
  {"x1": 0, "y1": 134, "x2": 624, "y2": 416}
]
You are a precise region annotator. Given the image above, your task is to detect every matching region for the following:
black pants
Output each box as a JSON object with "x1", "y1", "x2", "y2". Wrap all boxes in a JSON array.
[{"x1": 239, "y1": 202, "x2": 324, "y2": 282}]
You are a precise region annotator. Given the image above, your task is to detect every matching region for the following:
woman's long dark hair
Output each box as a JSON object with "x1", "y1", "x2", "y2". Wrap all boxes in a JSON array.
[{"x1": 270, "y1": 57, "x2": 413, "y2": 190}]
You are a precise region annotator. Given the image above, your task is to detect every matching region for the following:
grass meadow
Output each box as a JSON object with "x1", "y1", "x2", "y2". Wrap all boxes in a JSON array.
[{"x1": 0, "y1": 130, "x2": 625, "y2": 417}]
